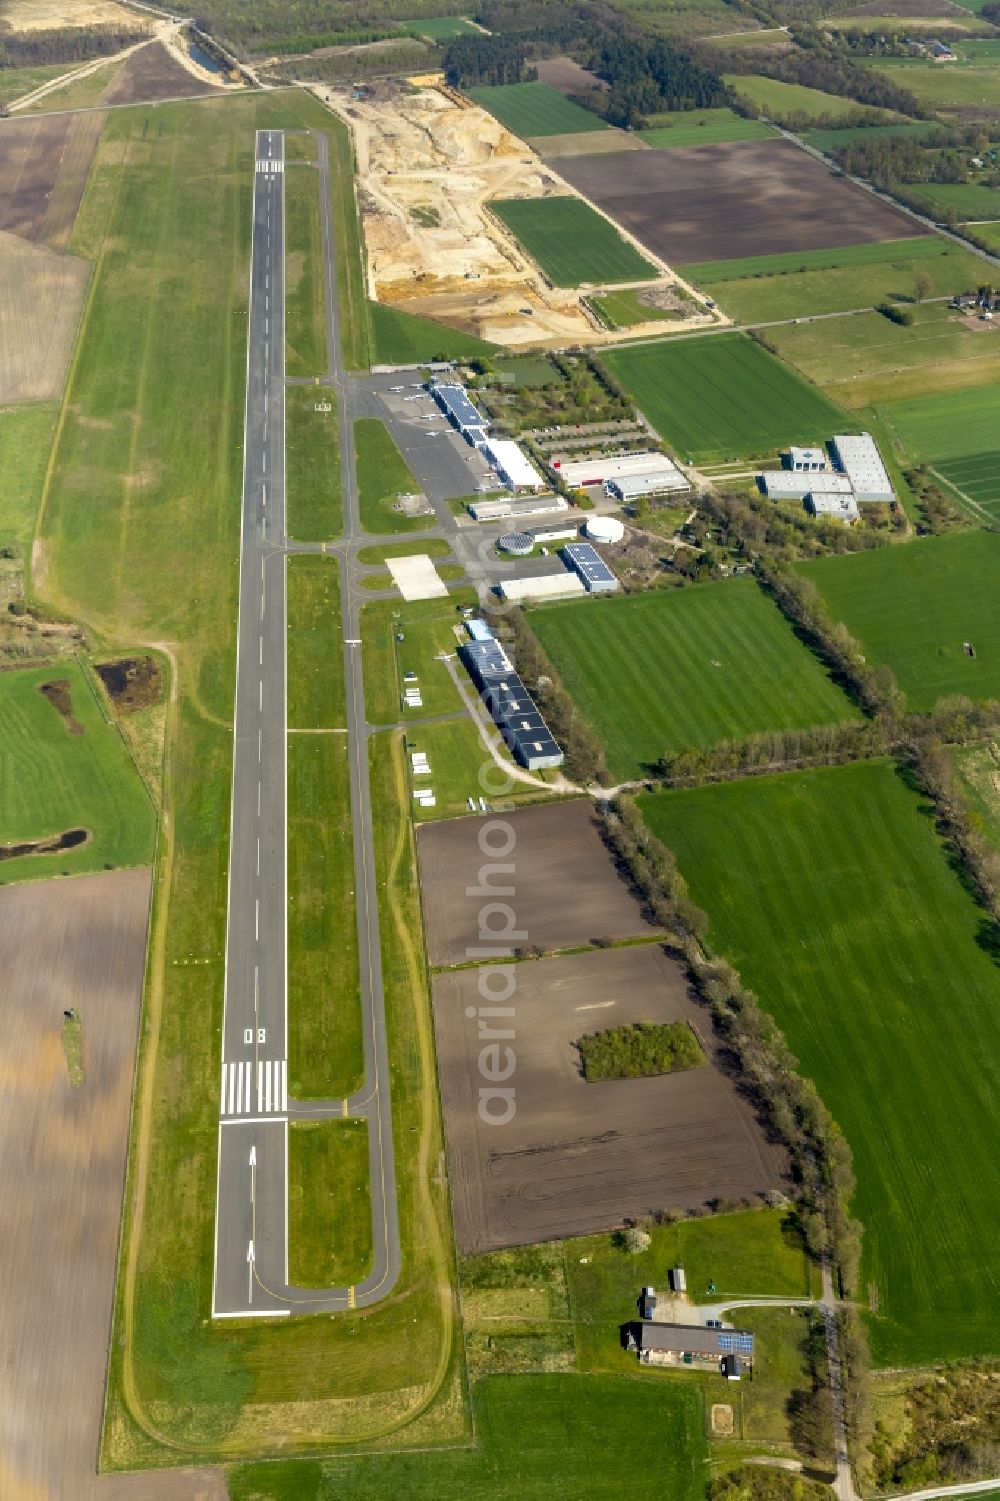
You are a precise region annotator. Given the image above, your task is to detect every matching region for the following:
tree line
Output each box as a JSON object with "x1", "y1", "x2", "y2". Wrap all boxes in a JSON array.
[
  {"x1": 701, "y1": 25, "x2": 928, "y2": 120},
  {"x1": 498, "y1": 606, "x2": 611, "y2": 786},
  {"x1": 0, "y1": 24, "x2": 145, "y2": 67}
]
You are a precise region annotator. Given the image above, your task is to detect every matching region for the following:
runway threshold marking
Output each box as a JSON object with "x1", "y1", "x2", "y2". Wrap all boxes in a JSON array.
[{"x1": 221, "y1": 1059, "x2": 287, "y2": 1117}]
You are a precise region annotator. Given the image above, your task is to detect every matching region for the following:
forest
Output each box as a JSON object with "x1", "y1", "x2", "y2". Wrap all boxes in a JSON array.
[{"x1": 0, "y1": 23, "x2": 145, "y2": 66}]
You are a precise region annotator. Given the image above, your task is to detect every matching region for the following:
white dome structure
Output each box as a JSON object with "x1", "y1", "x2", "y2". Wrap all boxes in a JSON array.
[{"x1": 585, "y1": 515, "x2": 625, "y2": 545}]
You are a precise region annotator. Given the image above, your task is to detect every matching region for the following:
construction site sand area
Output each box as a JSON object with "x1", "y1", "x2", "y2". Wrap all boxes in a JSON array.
[
  {"x1": 333, "y1": 83, "x2": 709, "y2": 349},
  {"x1": 434, "y1": 943, "x2": 788, "y2": 1252},
  {"x1": 0, "y1": 869, "x2": 226, "y2": 1500},
  {"x1": 1, "y1": 0, "x2": 148, "y2": 29}
]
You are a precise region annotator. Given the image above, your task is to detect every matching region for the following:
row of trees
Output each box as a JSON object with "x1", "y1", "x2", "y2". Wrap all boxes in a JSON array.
[
  {"x1": 832, "y1": 135, "x2": 985, "y2": 191},
  {"x1": 499, "y1": 607, "x2": 612, "y2": 785},
  {"x1": 907, "y1": 465, "x2": 971, "y2": 536},
  {"x1": 597, "y1": 796, "x2": 863, "y2": 1288},
  {"x1": 657, "y1": 720, "x2": 892, "y2": 786}
]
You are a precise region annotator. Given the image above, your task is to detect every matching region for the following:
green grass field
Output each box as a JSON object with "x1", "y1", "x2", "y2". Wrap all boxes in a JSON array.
[
  {"x1": 284, "y1": 162, "x2": 327, "y2": 377},
  {"x1": 799, "y1": 530, "x2": 1000, "y2": 708},
  {"x1": 286, "y1": 386, "x2": 341, "y2": 540},
  {"x1": 36, "y1": 93, "x2": 457, "y2": 1462},
  {"x1": 288, "y1": 1120, "x2": 371, "y2": 1286},
  {"x1": 529, "y1": 580, "x2": 857, "y2": 779},
  {"x1": 286, "y1": 558, "x2": 360, "y2": 1099},
  {"x1": 766, "y1": 302, "x2": 1000, "y2": 408},
  {"x1": 354, "y1": 417, "x2": 426, "y2": 533},
  {"x1": 229, "y1": 1374, "x2": 706, "y2": 1499},
  {"x1": 639, "y1": 107, "x2": 775, "y2": 148},
  {"x1": 406, "y1": 13, "x2": 478, "y2": 37},
  {"x1": 0, "y1": 61, "x2": 77, "y2": 104},
  {"x1": 642, "y1": 760, "x2": 1000, "y2": 1365},
  {"x1": 685, "y1": 239, "x2": 985, "y2": 321},
  {"x1": 368, "y1": 300, "x2": 497, "y2": 365},
  {"x1": 407, "y1": 714, "x2": 524, "y2": 822},
  {"x1": 965, "y1": 219, "x2": 1000, "y2": 247},
  {"x1": 602, "y1": 333, "x2": 845, "y2": 462},
  {"x1": 804, "y1": 120, "x2": 941, "y2": 151},
  {"x1": 880, "y1": 381, "x2": 1000, "y2": 518},
  {"x1": 468, "y1": 81, "x2": 608, "y2": 137},
  {"x1": 490, "y1": 196, "x2": 658, "y2": 287},
  {"x1": 0, "y1": 402, "x2": 58, "y2": 548},
  {"x1": 861, "y1": 56, "x2": 1000, "y2": 108},
  {"x1": 725, "y1": 72, "x2": 889, "y2": 122},
  {"x1": 0, "y1": 663, "x2": 155, "y2": 885},
  {"x1": 907, "y1": 181, "x2": 1000, "y2": 221},
  {"x1": 362, "y1": 592, "x2": 475, "y2": 724}
]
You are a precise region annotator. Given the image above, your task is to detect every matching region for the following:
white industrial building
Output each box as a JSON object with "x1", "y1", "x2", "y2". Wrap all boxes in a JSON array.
[
  {"x1": 610, "y1": 468, "x2": 690, "y2": 501},
  {"x1": 497, "y1": 573, "x2": 587, "y2": 603},
  {"x1": 785, "y1": 446, "x2": 827, "y2": 472},
  {"x1": 831, "y1": 433, "x2": 895, "y2": 502},
  {"x1": 807, "y1": 492, "x2": 860, "y2": 523},
  {"x1": 760, "y1": 472, "x2": 854, "y2": 501},
  {"x1": 468, "y1": 495, "x2": 569, "y2": 522},
  {"x1": 552, "y1": 451, "x2": 687, "y2": 495},
  {"x1": 483, "y1": 438, "x2": 545, "y2": 492}
]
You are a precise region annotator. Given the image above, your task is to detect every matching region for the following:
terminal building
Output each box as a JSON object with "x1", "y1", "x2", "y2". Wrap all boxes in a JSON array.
[
  {"x1": 460, "y1": 627, "x2": 564, "y2": 771},
  {"x1": 467, "y1": 494, "x2": 569, "y2": 523},
  {"x1": 428, "y1": 381, "x2": 489, "y2": 445}
]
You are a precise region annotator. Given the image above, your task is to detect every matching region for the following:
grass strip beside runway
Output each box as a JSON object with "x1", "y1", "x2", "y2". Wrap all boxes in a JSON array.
[
  {"x1": 355, "y1": 417, "x2": 426, "y2": 534},
  {"x1": 289, "y1": 1119, "x2": 372, "y2": 1285},
  {"x1": 286, "y1": 385, "x2": 341, "y2": 540},
  {"x1": 284, "y1": 160, "x2": 327, "y2": 379}
]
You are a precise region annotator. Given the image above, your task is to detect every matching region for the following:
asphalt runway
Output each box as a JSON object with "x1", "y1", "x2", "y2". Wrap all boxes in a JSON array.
[{"x1": 213, "y1": 128, "x2": 399, "y2": 1319}]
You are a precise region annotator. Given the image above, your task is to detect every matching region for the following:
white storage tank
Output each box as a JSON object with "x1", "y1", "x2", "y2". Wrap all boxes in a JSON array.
[{"x1": 585, "y1": 515, "x2": 625, "y2": 545}]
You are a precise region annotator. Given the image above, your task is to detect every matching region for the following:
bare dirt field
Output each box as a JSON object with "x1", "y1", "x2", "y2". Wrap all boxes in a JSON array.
[
  {"x1": 417, "y1": 798, "x2": 661, "y2": 967},
  {"x1": 0, "y1": 869, "x2": 227, "y2": 1500},
  {"x1": 0, "y1": 111, "x2": 105, "y2": 246},
  {"x1": 319, "y1": 81, "x2": 716, "y2": 348},
  {"x1": 100, "y1": 39, "x2": 226, "y2": 105},
  {"x1": 1, "y1": 0, "x2": 149, "y2": 29},
  {"x1": 532, "y1": 128, "x2": 649, "y2": 159},
  {"x1": 0, "y1": 228, "x2": 90, "y2": 401},
  {"x1": 556, "y1": 137, "x2": 925, "y2": 264},
  {"x1": 433, "y1": 944, "x2": 788, "y2": 1251},
  {"x1": 534, "y1": 55, "x2": 607, "y2": 96}
]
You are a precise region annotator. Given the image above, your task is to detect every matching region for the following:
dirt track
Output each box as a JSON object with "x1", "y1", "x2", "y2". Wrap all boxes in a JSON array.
[
  {"x1": 556, "y1": 137, "x2": 925, "y2": 264},
  {"x1": 0, "y1": 870, "x2": 227, "y2": 1500},
  {"x1": 433, "y1": 944, "x2": 788, "y2": 1251},
  {"x1": 417, "y1": 799, "x2": 661, "y2": 967}
]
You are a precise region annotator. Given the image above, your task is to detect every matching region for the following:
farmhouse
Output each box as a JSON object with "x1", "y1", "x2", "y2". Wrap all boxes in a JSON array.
[
  {"x1": 624, "y1": 1322, "x2": 755, "y2": 1375},
  {"x1": 428, "y1": 380, "x2": 489, "y2": 445},
  {"x1": 459, "y1": 629, "x2": 564, "y2": 769},
  {"x1": 562, "y1": 541, "x2": 620, "y2": 594},
  {"x1": 483, "y1": 438, "x2": 545, "y2": 492}
]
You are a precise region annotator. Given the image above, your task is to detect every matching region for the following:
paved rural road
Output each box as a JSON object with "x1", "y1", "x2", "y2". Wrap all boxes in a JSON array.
[{"x1": 213, "y1": 127, "x2": 399, "y2": 1318}]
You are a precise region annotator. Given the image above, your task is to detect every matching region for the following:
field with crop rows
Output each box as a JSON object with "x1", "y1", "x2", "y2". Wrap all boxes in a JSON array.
[
  {"x1": 491, "y1": 196, "x2": 658, "y2": 286},
  {"x1": 468, "y1": 82, "x2": 608, "y2": 137},
  {"x1": 643, "y1": 759, "x2": 1000, "y2": 1365},
  {"x1": 529, "y1": 580, "x2": 857, "y2": 778},
  {"x1": 602, "y1": 332, "x2": 844, "y2": 461},
  {"x1": 799, "y1": 530, "x2": 1000, "y2": 707}
]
